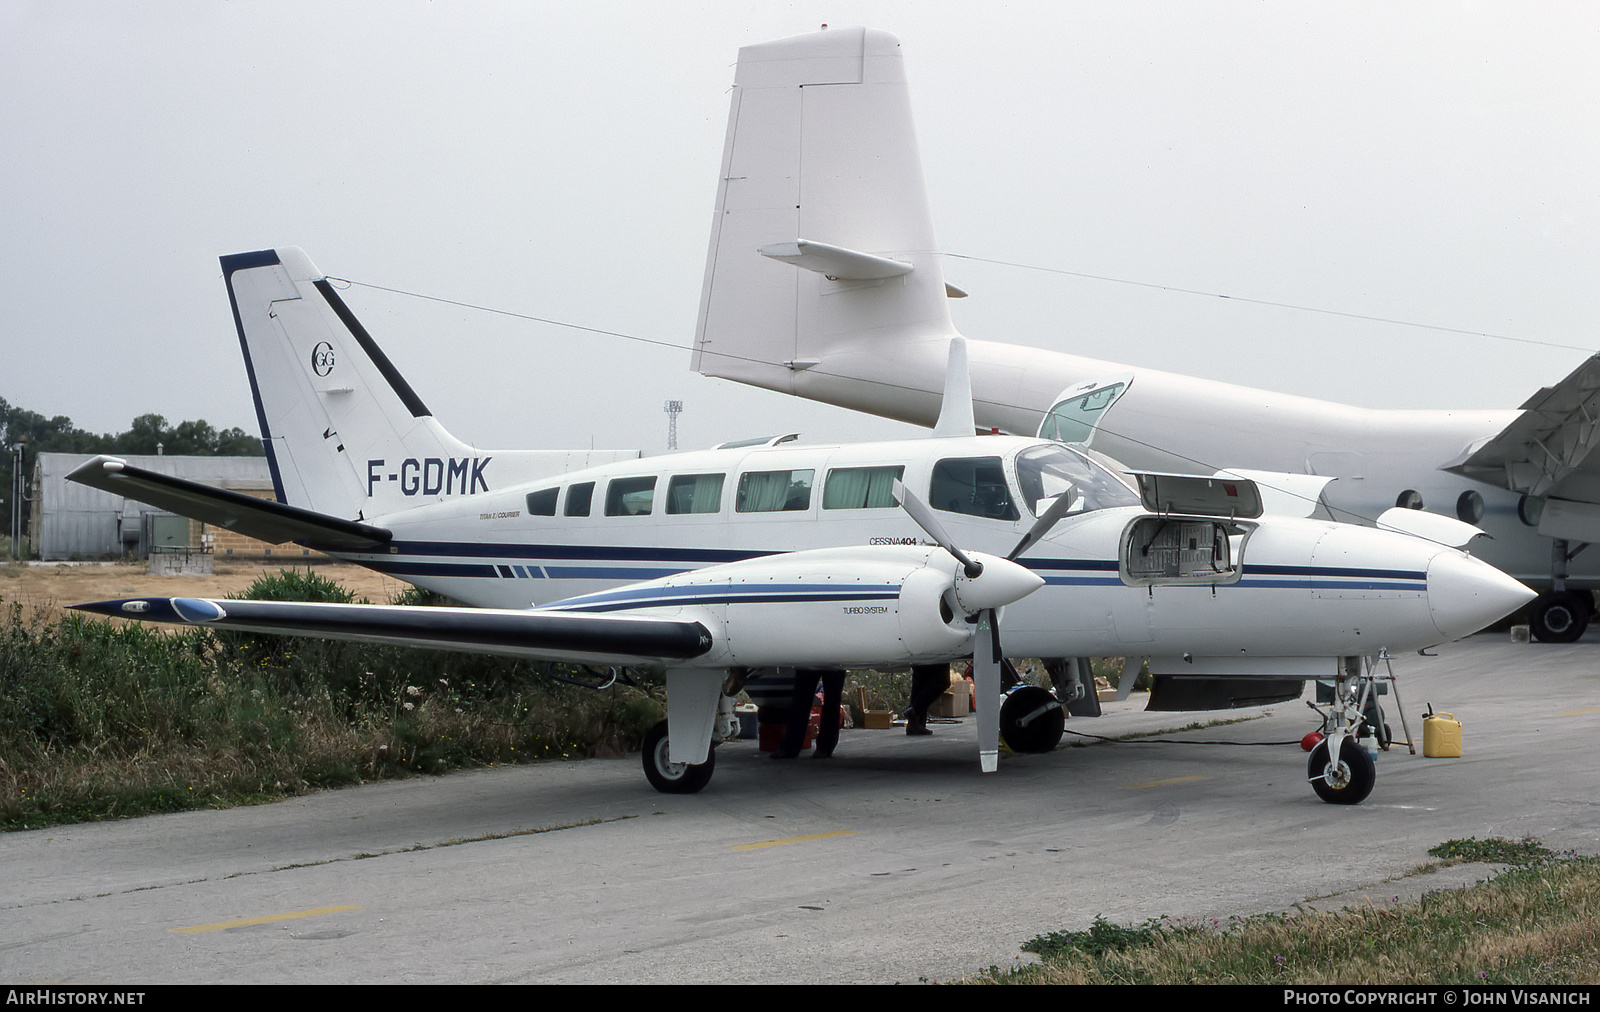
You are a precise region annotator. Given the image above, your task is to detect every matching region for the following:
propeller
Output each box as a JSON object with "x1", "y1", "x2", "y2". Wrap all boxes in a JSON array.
[
  {"x1": 1006, "y1": 486, "x2": 1081, "y2": 562},
  {"x1": 892, "y1": 479, "x2": 1057, "y2": 773}
]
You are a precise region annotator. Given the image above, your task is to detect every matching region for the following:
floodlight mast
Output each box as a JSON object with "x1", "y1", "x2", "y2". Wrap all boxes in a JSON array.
[{"x1": 663, "y1": 400, "x2": 683, "y2": 451}]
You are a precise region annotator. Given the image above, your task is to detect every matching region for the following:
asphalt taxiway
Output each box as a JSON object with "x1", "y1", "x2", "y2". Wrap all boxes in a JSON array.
[{"x1": 4, "y1": 632, "x2": 1597, "y2": 984}]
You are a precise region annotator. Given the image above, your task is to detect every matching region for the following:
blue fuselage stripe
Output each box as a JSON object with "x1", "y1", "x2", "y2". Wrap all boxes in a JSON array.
[
  {"x1": 346, "y1": 543, "x2": 1428, "y2": 591},
  {"x1": 547, "y1": 591, "x2": 902, "y2": 614}
]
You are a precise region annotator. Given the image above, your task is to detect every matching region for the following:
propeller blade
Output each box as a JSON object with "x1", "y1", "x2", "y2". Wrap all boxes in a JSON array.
[
  {"x1": 893, "y1": 478, "x2": 983, "y2": 579},
  {"x1": 973, "y1": 607, "x2": 1002, "y2": 773},
  {"x1": 1007, "y1": 488, "x2": 1081, "y2": 561}
]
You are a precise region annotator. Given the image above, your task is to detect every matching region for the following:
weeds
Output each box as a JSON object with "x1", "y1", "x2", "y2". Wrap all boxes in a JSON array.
[
  {"x1": 971, "y1": 841, "x2": 1600, "y2": 985},
  {"x1": 1428, "y1": 836, "x2": 1558, "y2": 866},
  {"x1": 0, "y1": 571, "x2": 664, "y2": 830}
]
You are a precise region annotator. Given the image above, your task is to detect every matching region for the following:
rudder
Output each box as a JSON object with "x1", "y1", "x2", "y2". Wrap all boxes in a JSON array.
[
  {"x1": 223, "y1": 247, "x2": 638, "y2": 518},
  {"x1": 692, "y1": 27, "x2": 960, "y2": 402}
]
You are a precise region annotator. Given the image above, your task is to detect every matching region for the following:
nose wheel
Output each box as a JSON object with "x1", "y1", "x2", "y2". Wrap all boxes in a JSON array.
[{"x1": 1307, "y1": 737, "x2": 1375, "y2": 805}]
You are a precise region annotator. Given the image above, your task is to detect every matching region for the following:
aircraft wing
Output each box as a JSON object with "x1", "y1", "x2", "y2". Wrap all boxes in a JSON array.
[
  {"x1": 70, "y1": 596, "x2": 713, "y2": 667},
  {"x1": 66, "y1": 455, "x2": 392, "y2": 551},
  {"x1": 1447, "y1": 353, "x2": 1600, "y2": 502}
]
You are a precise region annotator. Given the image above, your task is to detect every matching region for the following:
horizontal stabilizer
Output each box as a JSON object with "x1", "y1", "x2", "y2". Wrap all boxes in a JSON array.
[
  {"x1": 71, "y1": 597, "x2": 714, "y2": 666},
  {"x1": 756, "y1": 239, "x2": 913, "y2": 280},
  {"x1": 65, "y1": 455, "x2": 391, "y2": 551}
]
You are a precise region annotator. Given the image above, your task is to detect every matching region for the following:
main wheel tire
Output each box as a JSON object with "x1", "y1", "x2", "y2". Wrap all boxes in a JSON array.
[
  {"x1": 641, "y1": 719, "x2": 715, "y2": 794},
  {"x1": 1531, "y1": 591, "x2": 1591, "y2": 643},
  {"x1": 1362, "y1": 698, "x2": 1392, "y2": 751},
  {"x1": 999, "y1": 685, "x2": 1066, "y2": 753},
  {"x1": 1308, "y1": 738, "x2": 1376, "y2": 805}
]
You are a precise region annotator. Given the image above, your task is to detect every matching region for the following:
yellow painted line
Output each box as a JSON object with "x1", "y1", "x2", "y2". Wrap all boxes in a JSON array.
[
  {"x1": 729, "y1": 830, "x2": 858, "y2": 851},
  {"x1": 1118, "y1": 775, "x2": 1208, "y2": 790},
  {"x1": 1559, "y1": 708, "x2": 1600, "y2": 716},
  {"x1": 170, "y1": 904, "x2": 362, "y2": 934}
]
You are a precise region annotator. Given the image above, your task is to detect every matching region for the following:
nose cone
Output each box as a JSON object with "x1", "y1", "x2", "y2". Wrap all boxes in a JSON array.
[
  {"x1": 1427, "y1": 551, "x2": 1537, "y2": 640},
  {"x1": 954, "y1": 552, "x2": 1046, "y2": 612}
]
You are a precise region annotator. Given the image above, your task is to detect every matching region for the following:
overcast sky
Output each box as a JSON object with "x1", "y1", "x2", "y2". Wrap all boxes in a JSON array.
[{"x1": 3, "y1": 1, "x2": 1597, "y2": 456}]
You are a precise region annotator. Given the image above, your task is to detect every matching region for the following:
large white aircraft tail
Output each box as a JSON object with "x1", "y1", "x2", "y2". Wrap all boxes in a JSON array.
[
  {"x1": 223, "y1": 248, "x2": 638, "y2": 519},
  {"x1": 692, "y1": 27, "x2": 960, "y2": 415}
]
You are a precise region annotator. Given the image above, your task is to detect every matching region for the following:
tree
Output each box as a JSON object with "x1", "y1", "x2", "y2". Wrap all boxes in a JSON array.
[{"x1": 0, "y1": 397, "x2": 262, "y2": 544}]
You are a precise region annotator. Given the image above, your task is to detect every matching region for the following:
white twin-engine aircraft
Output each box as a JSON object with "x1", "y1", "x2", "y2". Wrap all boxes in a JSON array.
[
  {"x1": 69, "y1": 248, "x2": 1531, "y2": 802},
  {"x1": 692, "y1": 26, "x2": 1600, "y2": 644}
]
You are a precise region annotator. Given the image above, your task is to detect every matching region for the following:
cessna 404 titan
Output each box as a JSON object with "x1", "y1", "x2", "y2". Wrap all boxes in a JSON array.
[
  {"x1": 692, "y1": 26, "x2": 1597, "y2": 644},
  {"x1": 70, "y1": 247, "x2": 1532, "y2": 802}
]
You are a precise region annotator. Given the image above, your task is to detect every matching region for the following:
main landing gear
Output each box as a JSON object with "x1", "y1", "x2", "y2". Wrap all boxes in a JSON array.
[
  {"x1": 1530, "y1": 590, "x2": 1591, "y2": 643},
  {"x1": 999, "y1": 685, "x2": 1066, "y2": 753},
  {"x1": 1530, "y1": 538, "x2": 1592, "y2": 643},
  {"x1": 641, "y1": 719, "x2": 715, "y2": 794}
]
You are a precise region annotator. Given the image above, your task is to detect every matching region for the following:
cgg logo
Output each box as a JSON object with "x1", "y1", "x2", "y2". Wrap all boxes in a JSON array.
[
  {"x1": 310, "y1": 341, "x2": 336, "y2": 377},
  {"x1": 367, "y1": 457, "x2": 492, "y2": 496}
]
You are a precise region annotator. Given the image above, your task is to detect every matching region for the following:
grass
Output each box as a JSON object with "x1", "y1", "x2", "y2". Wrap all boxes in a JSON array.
[
  {"x1": 965, "y1": 838, "x2": 1599, "y2": 985},
  {"x1": 0, "y1": 569, "x2": 666, "y2": 830},
  {"x1": 5, "y1": 569, "x2": 1105, "y2": 830}
]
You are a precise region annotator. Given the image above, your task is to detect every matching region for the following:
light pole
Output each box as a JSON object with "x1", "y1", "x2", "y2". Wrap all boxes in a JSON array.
[
  {"x1": 9, "y1": 435, "x2": 26, "y2": 561},
  {"x1": 663, "y1": 400, "x2": 683, "y2": 451}
]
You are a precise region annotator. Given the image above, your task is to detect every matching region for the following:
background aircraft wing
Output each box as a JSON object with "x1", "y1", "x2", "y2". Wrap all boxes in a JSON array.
[
  {"x1": 66, "y1": 455, "x2": 392, "y2": 551},
  {"x1": 1447, "y1": 353, "x2": 1600, "y2": 502},
  {"x1": 70, "y1": 597, "x2": 714, "y2": 667}
]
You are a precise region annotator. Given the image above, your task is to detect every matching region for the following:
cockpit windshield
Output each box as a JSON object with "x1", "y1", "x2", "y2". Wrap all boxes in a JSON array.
[{"x1": 1014, "y1": 444, "x2": 1141, "y2": 518}]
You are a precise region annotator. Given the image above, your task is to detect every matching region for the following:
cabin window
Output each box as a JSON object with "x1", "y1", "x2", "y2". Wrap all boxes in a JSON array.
[
  {"x1": 666, "y1": 473, "x2": 725, "y2": 514},
  {"x1": 736, "y1": 469, "x2": 814, "y2": 512},
  {"x1": 823, "y1": 466, "x2": 904, "y2": 509},
  {"x1": 929, "y1": 456, "x2": 1018, "y2": 521},
  {"x1": 605, "y1": 476, "x2": 657, "y2": 516},
  {"x1": 564, "y1": 481, "x2": 594, "y2": 517},
  {"x1": 525, "y1": 487, "x2": 558, "y2": 516}
]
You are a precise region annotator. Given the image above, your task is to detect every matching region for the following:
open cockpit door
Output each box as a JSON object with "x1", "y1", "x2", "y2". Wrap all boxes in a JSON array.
[{"x1": 1036, "y1": 375, "x2": 1134, "y2": 445}]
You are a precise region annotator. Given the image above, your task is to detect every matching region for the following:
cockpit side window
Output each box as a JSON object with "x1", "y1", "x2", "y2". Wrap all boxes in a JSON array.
[
  {"x1": 929, "y1": 456, "x2": 1019, "y2": 521},
  {"x1": 1014, "y1": 444, "x2": 1140, "y2": 518}
]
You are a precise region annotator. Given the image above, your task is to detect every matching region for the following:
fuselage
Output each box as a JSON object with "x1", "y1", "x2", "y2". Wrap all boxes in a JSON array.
[
  {"x1": 771, "y1": 337, "x2": 1569, "y2": 589},
  {"x1": 335, "y1": 433, "x2": 1529, "y2": 661}
]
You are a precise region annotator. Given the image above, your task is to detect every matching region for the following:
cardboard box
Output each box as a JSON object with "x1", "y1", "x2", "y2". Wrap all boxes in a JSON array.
[{"x1": 929, "y1": 681, "x2": 970, "y2": 718}]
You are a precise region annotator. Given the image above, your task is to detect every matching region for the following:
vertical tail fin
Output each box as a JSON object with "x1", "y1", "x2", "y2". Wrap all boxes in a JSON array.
[
  {"x1": 224, "y1": 248, "x2": 637, "y2": 518},
  {"x1": 692, "y1": 27, "x2": 960, "y2": 413}
]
